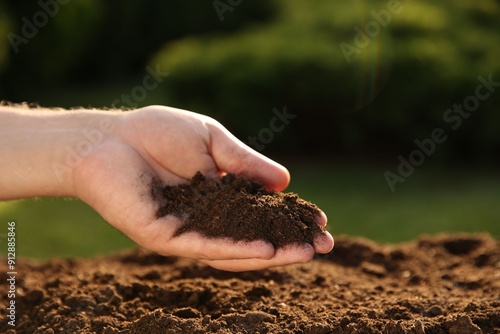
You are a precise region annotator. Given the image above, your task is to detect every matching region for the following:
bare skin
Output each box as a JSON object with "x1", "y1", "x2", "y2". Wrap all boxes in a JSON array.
[{"x1": 0, "y1": 104, "x2": 334, "y2": 271}]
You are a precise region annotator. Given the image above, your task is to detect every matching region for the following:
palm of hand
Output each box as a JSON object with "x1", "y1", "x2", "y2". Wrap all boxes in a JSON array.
[{"x1": 73, "y1": 106, "x2": 333, "y2": 271}]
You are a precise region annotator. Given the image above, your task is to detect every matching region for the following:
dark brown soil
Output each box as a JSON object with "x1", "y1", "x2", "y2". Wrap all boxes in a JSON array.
[
  {"x1": 152, "y1": 172, "x2": 324, "y2": 248},
  {"x1": 1, "y1": 234, "x2": 499, "y2": 333}
]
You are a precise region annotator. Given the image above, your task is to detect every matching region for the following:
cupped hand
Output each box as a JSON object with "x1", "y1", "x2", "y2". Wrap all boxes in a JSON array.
[{"x1": 73, "y1": 105, "x2": 334, "y2": 271}]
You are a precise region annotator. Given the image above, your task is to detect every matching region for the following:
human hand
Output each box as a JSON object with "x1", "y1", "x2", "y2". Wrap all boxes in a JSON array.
[{"x1": 0, "y1": 104, "x2": 333, "y2": 271}]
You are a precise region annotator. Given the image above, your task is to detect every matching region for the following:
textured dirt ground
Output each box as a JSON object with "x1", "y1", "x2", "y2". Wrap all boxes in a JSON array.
[{"x1": 1, "y1": 233, "x2": 499, "y2": 333}]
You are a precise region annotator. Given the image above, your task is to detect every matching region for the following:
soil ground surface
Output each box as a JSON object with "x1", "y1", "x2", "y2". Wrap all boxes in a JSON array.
[{"x1": 1, "y1": 233, "x2": 499, "y2": 333}]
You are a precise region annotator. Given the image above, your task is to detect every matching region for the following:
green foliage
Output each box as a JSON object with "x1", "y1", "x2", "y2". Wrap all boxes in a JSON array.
[
  {"x1": 0, "y1": 0, "x2": 498, "y2": 160},
  {"x1": 0, "y1": 0, "x2": 104, "y2": 93},
  {"x1": 0, "y1": 0, "x2": 278, "y2": 97},
  {"x1": 0, "y1": 2, "x2": 11, "y2": 75},
  {"x1": 0, "y1": 198, "x2": 134, "y2": 259},
  {"x1": 287, "y1": 163, "x2": 500, "y2": 243},
  {"x1": 151, "y1": 0, "x2": 500, "y2": 159}
]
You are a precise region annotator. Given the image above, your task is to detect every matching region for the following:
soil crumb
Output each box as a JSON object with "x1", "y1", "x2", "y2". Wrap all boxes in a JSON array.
[
  {"x1": 153, "y1": 172, "x2": 324, "y2": 248},
  {"x1": 1, "y1": 234, "x2": 498, "y2": 333}
]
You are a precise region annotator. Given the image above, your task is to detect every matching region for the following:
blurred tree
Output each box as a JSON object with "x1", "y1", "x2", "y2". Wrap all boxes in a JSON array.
[
  {"x1": 0, "y1": 0, "x2": 499, "y2": 162},
  {"x1": 151, "y1": 0, "x2": 500, "y2": 161},
  {"x1": 0, "y1": 1, "x2": 12, "y2": 75},
  {"x1": 0, "y1": 0, "x2": 278, "y2": 97}
]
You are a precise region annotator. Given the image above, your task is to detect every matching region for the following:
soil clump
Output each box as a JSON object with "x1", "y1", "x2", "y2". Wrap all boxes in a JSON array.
[{"x1": 152, "y1": 172, "x2": 325, "y2": 248}]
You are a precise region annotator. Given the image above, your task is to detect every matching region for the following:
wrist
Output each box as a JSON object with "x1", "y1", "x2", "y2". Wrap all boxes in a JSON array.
[
  {"x1": 0, "y1": 106, "x2": 118, "y2": 200},
  {"x1": 54, "y1": 110, "x2": 119, "y2": 197}
]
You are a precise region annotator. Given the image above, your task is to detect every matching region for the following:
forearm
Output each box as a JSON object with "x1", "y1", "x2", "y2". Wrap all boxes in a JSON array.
[{"x1": 0, "y1": 105, "x2": 116, "y2": 200}]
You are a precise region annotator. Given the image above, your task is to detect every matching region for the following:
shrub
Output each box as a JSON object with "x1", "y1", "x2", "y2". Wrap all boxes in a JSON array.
[{"x1": 152, "y1": 0, "x2": 500, "y2": 160}]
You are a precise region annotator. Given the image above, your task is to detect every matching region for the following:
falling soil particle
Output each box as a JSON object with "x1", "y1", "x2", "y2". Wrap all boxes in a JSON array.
[{"x1": 1, "y1": 234, "x2": 499, "y2": 333}]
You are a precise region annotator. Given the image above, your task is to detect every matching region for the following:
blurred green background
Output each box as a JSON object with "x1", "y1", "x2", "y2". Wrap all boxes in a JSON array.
[{"x1": 0, "y1": 0, "x2": 499, "y2": 259}]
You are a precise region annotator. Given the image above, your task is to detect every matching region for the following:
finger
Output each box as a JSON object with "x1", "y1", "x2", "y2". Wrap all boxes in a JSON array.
[
  {"x1": 200, "y1": 243, "x2": 315, "y2": 272},
  {"x1": 153, "y1": 229, "x2": 275, "y2": 261},
  {"x1": 316, "y1": 211, "x2": 328, "y2": 227},
  {"x1": 313, "y1": 230, "x2": 334, "y2": 254},
  {"x1": 207, "y1": 122, "x2": 290, "y2": 191}
]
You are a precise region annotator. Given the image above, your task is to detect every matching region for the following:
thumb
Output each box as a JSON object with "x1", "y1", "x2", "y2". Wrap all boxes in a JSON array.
[{"x1": 207, "y1": 121, "x2": 290, "y2": 191}]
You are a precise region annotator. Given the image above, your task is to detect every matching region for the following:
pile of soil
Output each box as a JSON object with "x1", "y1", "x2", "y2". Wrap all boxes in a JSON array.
[
  {"x1": 152, "y1": 172, "x2": 324, "y2": 248},
  {"x1": 1, "y1": 234, "x2": 499, "y2": 333}
]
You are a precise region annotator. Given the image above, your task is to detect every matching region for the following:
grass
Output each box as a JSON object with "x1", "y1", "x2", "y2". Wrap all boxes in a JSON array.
[
  {"x1": 0, "y1": 162, "x2": 498, "y2": 259},
  {"x1": 0, "y1": 198, "x2": 134, "y2": 259},
  {"x1": 286, "y1": 161, "x2": 500, "y2": 243}
]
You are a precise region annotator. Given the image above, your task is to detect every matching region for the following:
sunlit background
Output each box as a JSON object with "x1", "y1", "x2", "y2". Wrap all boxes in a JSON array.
[{"x1": 0, "y1": 0, "x2": 499, "y2": 259}]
